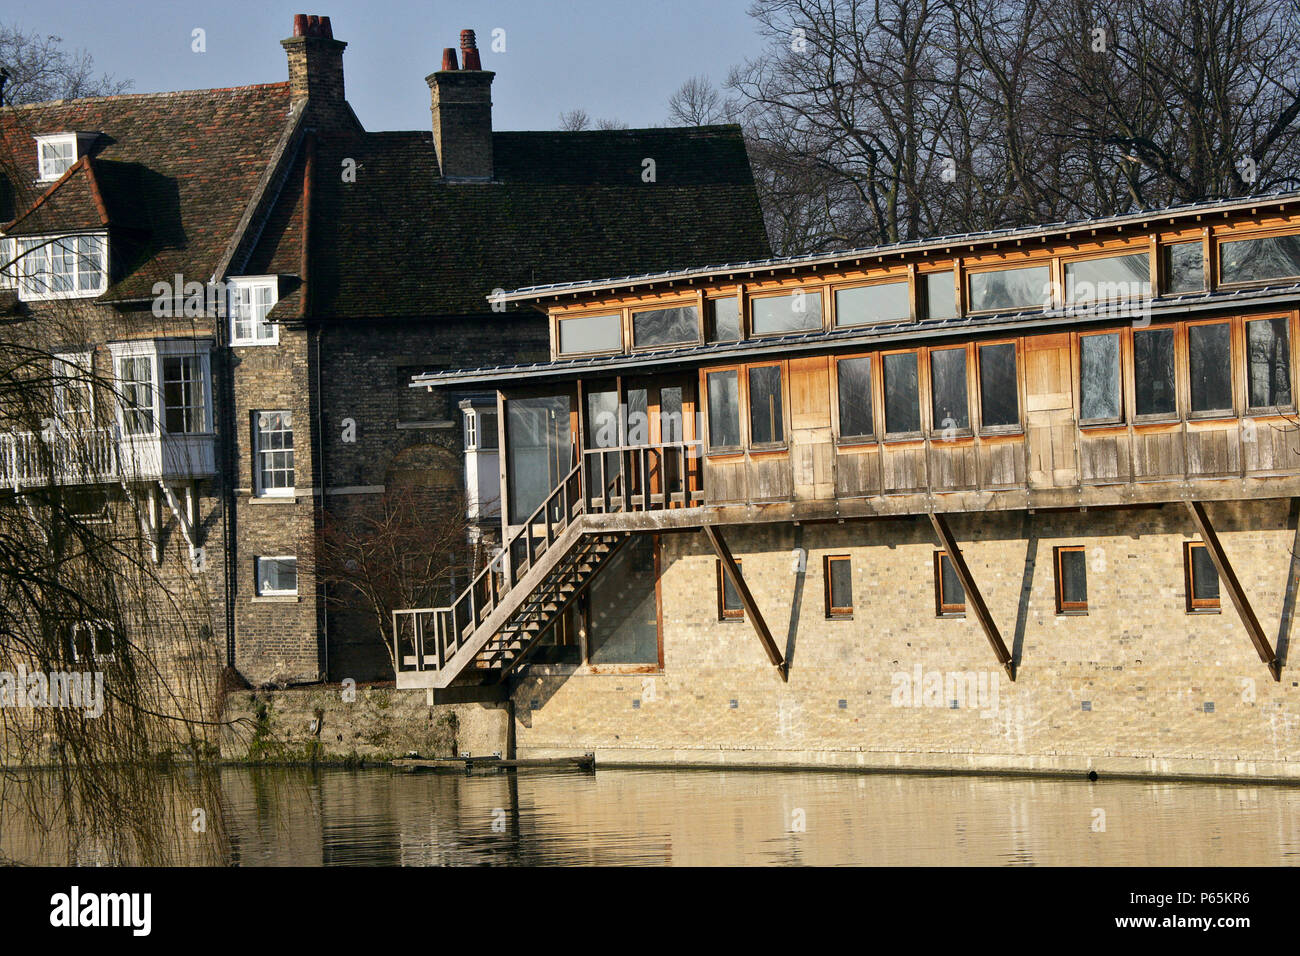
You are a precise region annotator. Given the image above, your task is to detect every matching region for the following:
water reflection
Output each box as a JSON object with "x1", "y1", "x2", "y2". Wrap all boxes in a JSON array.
[{"x1": 5, "y1": 767, "x2": 1300, "y2": 866}]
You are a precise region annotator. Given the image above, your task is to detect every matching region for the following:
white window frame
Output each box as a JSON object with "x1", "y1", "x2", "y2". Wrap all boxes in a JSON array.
[
  {"x1": 255, "y1": 556, "x2": 298, "y2": 596},
  {"x1": 15, "y1": 234, "x2": 108, "y2": 301},
  {"x1": 253, "y1": 410, "x2": 295, "y2": 497},
  {"x1": 0, "y1": 236, "x2": 15, "y2": 290},
  {"x1": 68, "y1": 619, "x2": 115, "y2": 663},
  {"x1": 227, "y1": 276, "x2": 280, "y2": 346},
  {"x1": 36, "y1": 133, "x2": 79, "y2": 182},
  {"x1": 53, "y1": 350, "x2": 95, "y2": 431},
  {"x1": 108, "y1": 340, "x2": 213, "y2": 438}
]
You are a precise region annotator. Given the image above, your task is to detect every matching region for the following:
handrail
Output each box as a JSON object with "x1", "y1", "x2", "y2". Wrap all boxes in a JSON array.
[
  {"x1": 0, "y1": 424, "x2": 122, "y2": 489},
  {"x1": 393, "y1": 458, "x2": 586, "y2": 673}
]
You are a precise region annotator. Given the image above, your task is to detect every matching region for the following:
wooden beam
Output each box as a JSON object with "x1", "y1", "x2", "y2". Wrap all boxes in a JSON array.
[
  {"x1": 928, "y1": 512, "x2": 1016, "y2": 681},
  {"x1": 702, "y1": 524, "x2": 787, "y2": 681},
  {"x1": 1185, "y1": 500, "x2": 1281, "y2": 681}
]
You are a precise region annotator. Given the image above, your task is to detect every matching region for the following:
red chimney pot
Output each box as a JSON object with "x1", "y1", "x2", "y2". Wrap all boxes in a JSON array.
[
  {"x1": 442, "y1": 47, "x2": 459, "y2": 71},
  {"x1": 460, "y1": 29, "x2": 482, "y2": 70}
]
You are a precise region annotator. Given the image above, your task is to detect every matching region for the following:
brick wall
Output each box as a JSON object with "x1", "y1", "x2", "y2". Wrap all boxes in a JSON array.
[{"x1": 511, "y1": 500, "x2": 1300, "y2": 780}]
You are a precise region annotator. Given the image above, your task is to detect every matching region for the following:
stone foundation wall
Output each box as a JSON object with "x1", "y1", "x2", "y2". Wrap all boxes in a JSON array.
[
  {"x1": 510, "y1": 500, "x2": 1300, "y2": 780},
  {"x1": 220, "y1": 684, "x2": 510, "y2": 764}
]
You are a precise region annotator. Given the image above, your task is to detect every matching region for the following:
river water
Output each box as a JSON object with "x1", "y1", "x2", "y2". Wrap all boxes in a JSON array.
[{"x1": 6, "y1": 766, "x2": 1300, "y2": 865}]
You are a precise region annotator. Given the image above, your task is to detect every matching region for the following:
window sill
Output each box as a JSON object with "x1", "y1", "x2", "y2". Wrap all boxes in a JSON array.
[
  {"x1": 883, "y1": 434, "x2": 925, "y2": 444},
  {"x1": 937, "y1": 611, "x2": 966, "y2": 619},
  {"x1": 826, "y1": 614, "x2": 854, "y2": 621},
  {"x1": 1080, "y1": 420, "x2": 1126, "y2": 430},
  {"x1": 1245, "y1": 407, "x2": 1297, "y2": 418},
  {"x1": 979, "y1": 427, "x2": 1023, "y2": 438},
  {"x1": 252, "y1": 595, "x2": 300, "y2": 603},
  {"x1": 1187, "y1": 607, "x2": 1221, "y2": 615},
  {"x1": 1056, "y1": 609, "x2": 1089, "y2": 617},
  {"x1": 1188, "y1": 411, "x2": 1236, "y2": 422},
  {"x1": 248, "y1": 495, "x2": 300, "y2": 505}
]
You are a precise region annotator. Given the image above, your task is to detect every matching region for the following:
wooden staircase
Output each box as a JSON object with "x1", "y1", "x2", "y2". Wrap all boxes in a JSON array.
[{"x1": 393, "y1": 462, "x2": 627, "y2": 689}]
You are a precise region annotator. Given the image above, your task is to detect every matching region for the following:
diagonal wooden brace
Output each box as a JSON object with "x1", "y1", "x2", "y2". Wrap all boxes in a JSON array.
[
  {"x1": 929, "y1": 512, "x2": 1016, "y2": 681},
  {"x1": 1185, "y1": 500, "x2": 1281, "y2": 681},
  {"x1": 703, "y1": 524, "x2": 788, "y2": 681}
]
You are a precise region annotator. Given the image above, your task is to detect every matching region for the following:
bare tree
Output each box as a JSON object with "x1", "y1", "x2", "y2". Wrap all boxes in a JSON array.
[
  {"x1": 0, "y1": 23, "x2": 131, "y2": 104},
  {"x1": 316, "y1": 484, "x2": 486, "y2": 672},
  {"x1": 558, "y1": 108, "x2": 629, "y2": 131},
  {"x1": 668, "y1": 75, "x2": 728, "y2": 125}
]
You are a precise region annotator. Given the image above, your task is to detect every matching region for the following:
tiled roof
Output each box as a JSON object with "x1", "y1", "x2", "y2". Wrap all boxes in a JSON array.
[
  {"x1": 0, "y1": 84, "x2": 296, "y2": 301},
  {"x1": 295, "y1": 125, "x2": 770, "y2": 319}
]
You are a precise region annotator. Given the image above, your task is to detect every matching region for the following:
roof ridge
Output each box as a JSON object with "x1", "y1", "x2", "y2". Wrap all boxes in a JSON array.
[{"x1": 0, "y1": 81, "x2": 290, "y2": 112}]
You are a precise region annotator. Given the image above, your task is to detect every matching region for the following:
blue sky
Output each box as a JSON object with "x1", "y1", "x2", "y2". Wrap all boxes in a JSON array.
[{"x1": 14, "y1": 0, "x2": 767, "y2": 131}]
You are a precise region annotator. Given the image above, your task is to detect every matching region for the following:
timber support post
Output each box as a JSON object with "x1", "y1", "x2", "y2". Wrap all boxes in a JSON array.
[
  {"x1": 929, "y1": 512, "x2": 1016, "y2": 681},
  {"x1": 1185, "y1": 500, "x2": 1281, "y2": 681},
  {"x1": 703, "y1": 524, "x2": 788, "y2": 681}
]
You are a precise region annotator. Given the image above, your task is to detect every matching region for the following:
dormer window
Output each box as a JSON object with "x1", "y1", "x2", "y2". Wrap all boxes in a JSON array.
[
  {"x1": 15, "y1": 234, "x2": 108, "y2": 300},
  {"x1": 227, "y1": 277, "x2": 279, "y2": 345},
  {"x1": 36, "y1": 133, "x2": 84, "y2": 182}
]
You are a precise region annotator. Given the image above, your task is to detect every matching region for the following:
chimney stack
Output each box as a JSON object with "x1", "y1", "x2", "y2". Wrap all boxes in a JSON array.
[
  {"x1": 282, "y1": 14, "x2": 350, "y2": 128},
  {"x1": 426, "y1": 28, "x2": 495, "y2": 181}
]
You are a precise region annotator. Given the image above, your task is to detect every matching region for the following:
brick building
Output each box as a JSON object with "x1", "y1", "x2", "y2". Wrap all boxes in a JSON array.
[
  {"x1": 404, "y1": 193, "x2": 1300, "y2": 779},
  {"x1": 0, "y1": 15, "x2": 770, "y2": 688}
]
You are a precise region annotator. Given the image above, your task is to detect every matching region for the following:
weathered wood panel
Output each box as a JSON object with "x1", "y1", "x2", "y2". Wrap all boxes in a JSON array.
[
  {"x1": 704, "y1": 458, "x2": 747, "y2": 503},
  {"x1": 1186, "y1": 422, "x2": 1240, "y2": 477},
  {"x1": 1242, "y1": 417, "x2": 1300, "y2": 474},
  {"x1": 881, "y1": 443, "x2": 927, "y2": 493},
  {"x1": 928, "y1": 441, "x2": 979, "y2": 490},
  {"x1": 792, "y1": 432, "x2": 835, "y2": 500},
  {"x1": 748, "y1": 454, "x2": 794, "y2": 501},
  {"x1": 835, "y1": 447, "x2": 882, "y2": 498},
  {"x1": 789, "y1": 356, "x2": 831, "y2": 430},
  {"x1": 978, "y1": 438, "x2": 1026, "y2": 488},
  {"x1": 1079, "y1": 430, "x2": 1129, "y2": 484},
  {"x1": 1131, "y1": 427, "x2": 1185, "y2": 481},
  {"x1": 1023, "y1": 334, "x2": 1077, "y2": 488}
]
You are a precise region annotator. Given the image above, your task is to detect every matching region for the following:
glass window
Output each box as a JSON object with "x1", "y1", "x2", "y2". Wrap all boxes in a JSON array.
[
  {"x1": 479, "y1": 411, "x2": 499, "y2": 450},
  {"x1": 163, "y1": 355, "x2": 206, "y2": 433},
  {"x1": 1133, "y1": 327, "x2": 1176, "y2": 418},
  {"x1": 751, "y1": 290, "x2": 823, "y2": 335},
  {"x1": 256, "y1": 556, "x2": 298, "y2": 596},
  {"x1": 717, "y1": 559, "x2": 744, "y2": 618},
  {"x1": 506, "y1": 394, "x2": 571, "y2": 524},
  {"x1": 1246, "y1": 318, "x2": 1292, "y2": 409},
  {"x1": 930, "y1": 348, "x2": 969, "y2": 432},
  {"x1": 825, "y1": 555, "x2": 853, "y2": 616},
  {"x1": 834, "y1": 281, "x2": 909, "y2": 327},
  {"x1": 935, "y1": 552, "x2": 965, "y2": 614},
  {"x1": 38, "y1": 136, "x2": 77, "y2": 180},
  {"x1": 978, "y1": 343, "x2": 1018, "y2": 428},
  {"x1": 1080, "y1": 333, "x2": 1122, "y2": 422},
  {"x1": 16, "y1": 236, "x2": 103, "y2": 298},
  {"x1": 53, "y1": 353, "x2": 94, "y2": 431},
  {"x1": 1063, "y1": 252, "x2": 1151, "y2": 304},
  {"x1": 967, "y1": 264, "x2": 1051, "y2": 312},
  {"x1": 557, "y1": 313, "x2": 621, "y2": 355},
  {"x1": 632, "y1": 305, "x2": 699, "y2": 349},
  {"x1": 1219, "y1": 233, "x2": 1300, "y2": 285},
  {"x1": 254, "y1": 411, "x2": 294, "y2": 495},
  {"x1": 1188, "y1": 323, "x2": 1232, "y2": 414},
  {"x1": 707, "y1": 370, "x2": 741, "y2": 450},
  {"x1": 922, "y1": 271, "x2": 957, "y2": 319},
  {"x1": 230, "y1": 280, "x2": 278, "y2": 344},
  {"x1": 706, "y1": 297, "x2": 741, "y2": 342},
  {"x1": 748, "y1": 365, "x2": 784, "y2": 445},
  {"x1": 68, "y1": 621, "x2": 114, "y2": 662},
  {"x1": 1054, "y1": 546, "x2": 1088, "y2": 612},
  {"x1": 1186, "y1": 542, "x2": 1220, "y2": 611},
  {"x1": 837, "y1": 357, "x2": 874, "y2": 439},
  {"x1": 117, "y1": 355, "x2": 154, "y2": 436},
  {"x1": 883, "y1": 352, "x2": 921, "y2": 436},
  {"x1": 1163, "y1": 241, "x2": 1205, "y2": 294},
  {"x1": 588, "y1": 536, "x2": 659, "y2": 663}
]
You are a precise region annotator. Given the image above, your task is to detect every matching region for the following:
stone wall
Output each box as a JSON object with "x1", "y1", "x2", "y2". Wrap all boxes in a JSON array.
[
  {"x1": 510, "y1": 499, "x2": 1300, "y2": 780},
  {"x1": 220, "y1": 683, "x2": 510, "y2": 763}
]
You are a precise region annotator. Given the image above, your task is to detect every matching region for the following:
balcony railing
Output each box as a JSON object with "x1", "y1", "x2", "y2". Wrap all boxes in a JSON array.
[{"x1": 0, "y1": 424, "x2": 216, "y2": 489}]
